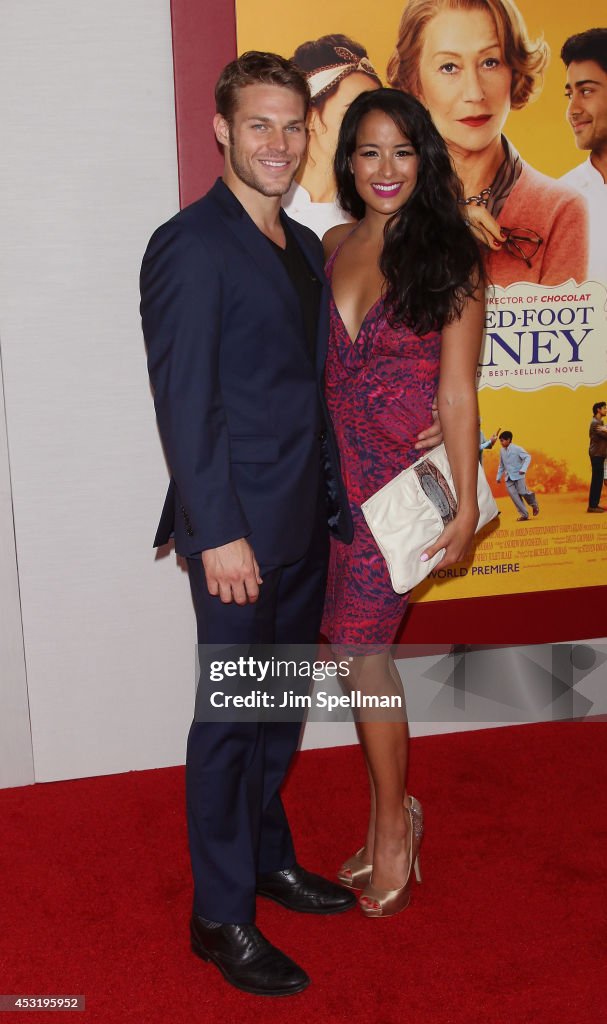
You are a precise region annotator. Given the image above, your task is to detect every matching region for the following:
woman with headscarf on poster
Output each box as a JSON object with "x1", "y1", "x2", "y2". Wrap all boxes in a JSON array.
[
  {"x1": 282, "y1": 34, "x2": 381, "y2": 237},
  {"x1": 321, "y1": 88, "x2": 484, "y2": 917},
  {"x1": 387, "y1": 0, "x2": 589, "y2": 285}
]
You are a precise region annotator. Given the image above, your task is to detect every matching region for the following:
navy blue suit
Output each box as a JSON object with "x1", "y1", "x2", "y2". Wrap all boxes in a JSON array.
[{"x1": 140, "y1": 180, "x2": 351, "y2": 922}]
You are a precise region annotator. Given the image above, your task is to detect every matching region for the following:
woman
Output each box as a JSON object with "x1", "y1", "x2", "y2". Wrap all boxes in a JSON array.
[
  {"x1": 387, "y1": 0, "x2": 589, "y2": 285},
  {"x1": 283, "y1": 34, "x2": 381, "y2": 238},
  {"x1": 321, "y1": 88, "x2": 484, "y2": 916}
]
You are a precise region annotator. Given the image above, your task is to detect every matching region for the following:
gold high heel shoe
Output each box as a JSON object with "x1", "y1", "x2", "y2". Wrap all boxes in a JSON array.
[
  {"x1": 337, "y1": 848, "x2": 373, "y2": 889},
  {"x1": 408, "y1": 794, "x2": 424, "y2": 881},
  {"x1": 359, "y1": 797, "x2": 423, "y2": 918}
]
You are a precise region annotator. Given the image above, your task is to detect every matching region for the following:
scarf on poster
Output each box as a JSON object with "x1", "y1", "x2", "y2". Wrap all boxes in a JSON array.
[{"x1": 460, "y1": 136, "x2": 523, "y2": 219}]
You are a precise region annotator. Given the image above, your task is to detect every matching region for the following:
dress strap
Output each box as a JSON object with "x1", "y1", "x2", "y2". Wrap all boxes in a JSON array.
[{"x1": 324, "y1": 222, "x2": 361, "y2": 278}]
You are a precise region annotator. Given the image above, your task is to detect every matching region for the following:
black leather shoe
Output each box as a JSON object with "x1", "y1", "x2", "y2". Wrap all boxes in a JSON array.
[
  {"x1": 190, "y1": 917, "x2": 310, "y2": 997},
  {"x1": 256, "y1": 864, "x2": 357, "y2": 914}
]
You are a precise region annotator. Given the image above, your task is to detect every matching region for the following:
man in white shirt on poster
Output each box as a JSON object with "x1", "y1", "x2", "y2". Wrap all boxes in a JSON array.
[{"x1": 560, "y1": 28, "x2": 607, "y2": 283}]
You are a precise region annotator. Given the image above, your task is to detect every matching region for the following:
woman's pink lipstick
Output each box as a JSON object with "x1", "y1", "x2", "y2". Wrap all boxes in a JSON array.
[
  {"x1": 458, "y1": 116, "x2": 492, "y2": 127},
  {"x1": 371, "y1": 182, "x2": 402, "y2": 197}
]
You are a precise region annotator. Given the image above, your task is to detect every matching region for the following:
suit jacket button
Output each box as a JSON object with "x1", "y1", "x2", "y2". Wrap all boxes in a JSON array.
[{"x1": 318, "y1": 430, "x2": 327, "y2": 442}]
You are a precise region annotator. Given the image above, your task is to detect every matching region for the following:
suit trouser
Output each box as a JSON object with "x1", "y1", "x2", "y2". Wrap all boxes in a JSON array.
[
  {"x1": 185, "y1": 490, "x2": 329, "y2": 923},
  {"x1": 589, "y1": 455, "x2": 605, "y2": 508},
  {"x1": 505, "y1": 477, "x2": 538, "y2": 518}
]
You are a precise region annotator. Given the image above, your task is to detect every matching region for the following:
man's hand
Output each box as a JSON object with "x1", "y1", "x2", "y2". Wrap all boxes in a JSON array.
[
  {"x1": 201, "y1": 538, "x2": 263, "y2": 605},
  {"x1": 415, "y1": 400, "x2": 443, "y2": 451}
]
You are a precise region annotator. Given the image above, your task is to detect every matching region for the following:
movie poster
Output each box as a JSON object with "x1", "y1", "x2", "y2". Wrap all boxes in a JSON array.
[{"x1": 237, "y1": 0, "x2": 607, "y2": 602}]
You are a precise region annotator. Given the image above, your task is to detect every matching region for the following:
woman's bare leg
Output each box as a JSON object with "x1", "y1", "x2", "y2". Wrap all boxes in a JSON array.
[{"x1": 347, "y1": 652, "x2": 411, "y2": 891}]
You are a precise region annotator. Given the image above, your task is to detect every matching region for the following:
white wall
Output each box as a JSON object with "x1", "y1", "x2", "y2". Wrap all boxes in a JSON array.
[{"x1": 0, "y1": 0, "x2": 198, "y2": 782}]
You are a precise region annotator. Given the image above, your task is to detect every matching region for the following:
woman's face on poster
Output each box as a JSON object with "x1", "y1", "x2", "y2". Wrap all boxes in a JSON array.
[
  {"x1": 310, "y1": 71, "x2": 380, "y2": 160},
  {"x1": 416, "y1": 7, "x2": 512, "y2": 157}
]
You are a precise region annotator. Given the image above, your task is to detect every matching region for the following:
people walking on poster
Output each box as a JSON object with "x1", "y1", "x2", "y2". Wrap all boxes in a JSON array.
[
  {"x1": 479, "y1": 421, "x2": 499, "y2": 463},
  {"x1": 587, "y1": 400, "x2": 607, "y2": 512},
  {"x1": 496, "y1": 430, "x2": 540, "y2": 521}
]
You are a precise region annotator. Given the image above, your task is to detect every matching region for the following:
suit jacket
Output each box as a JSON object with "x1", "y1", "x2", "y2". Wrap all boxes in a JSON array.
[
  {"x1": 496, "y1": 443, "x2": 531, "y2": 483},
  {"x1": 140, "y1": 179, "x2": 352, "y2": 565}
]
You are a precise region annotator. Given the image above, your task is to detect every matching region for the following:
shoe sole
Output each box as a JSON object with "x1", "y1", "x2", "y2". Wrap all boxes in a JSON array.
[
  {"x1": 255, "y1": 889, "x2": 356, "y2": 915},
  {"x1": 190, "y1": 940, "x2": 310, "y2": 997}
]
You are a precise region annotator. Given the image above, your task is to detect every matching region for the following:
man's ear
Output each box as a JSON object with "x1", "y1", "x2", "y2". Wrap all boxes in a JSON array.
[{"x1": 213, "y1": 113, "x2": 230, "y2": 147}]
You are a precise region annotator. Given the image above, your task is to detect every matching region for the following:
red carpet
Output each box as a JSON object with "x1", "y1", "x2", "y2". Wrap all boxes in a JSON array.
[{"x1": 0, "y1": 723, "x2": 603, "y2": 1023}]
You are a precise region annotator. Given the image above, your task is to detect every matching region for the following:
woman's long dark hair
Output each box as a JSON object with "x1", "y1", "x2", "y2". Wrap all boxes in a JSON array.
[{"x1": 335, "y1": 89, "x2": 484, "y2": 334}]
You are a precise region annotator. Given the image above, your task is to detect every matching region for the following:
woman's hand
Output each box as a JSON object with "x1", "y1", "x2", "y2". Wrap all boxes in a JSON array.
[
  {"x1": 464, "y1": 206, "x2": 503, "y2": 251},
  {"x1": 420, "y1": 510, "x2": 479, "y2": 570},
  {"x1": 415, "y1": 399, "x2": 443, "y2": 450}
]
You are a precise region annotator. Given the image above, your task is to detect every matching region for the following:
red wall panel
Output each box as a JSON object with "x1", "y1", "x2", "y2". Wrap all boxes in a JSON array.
[{"x1": 170, "y1": 0, "x2": 237, "y2": 208}]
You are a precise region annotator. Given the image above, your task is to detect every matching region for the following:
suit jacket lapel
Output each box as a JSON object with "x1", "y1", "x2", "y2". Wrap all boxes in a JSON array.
[
  {"x1": 208, "y1": 180, "x2": 301, "y2": 322},
  {"x1": 208, "y1": 180, "x2": 329, "y2": 377}
]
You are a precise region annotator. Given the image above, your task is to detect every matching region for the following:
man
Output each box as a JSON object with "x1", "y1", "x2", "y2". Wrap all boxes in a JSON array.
[
  {"x1": 588, "y1": 401, "x2": 607, "y2": 512},
  {"x1": 479, "y1": 420, "x2": 498, "y2": 464},
  {"x1": 561, "y1": 28, "x2": 607, "y2": 283},
  {"x1": 496, "y1": 431, "x2": 539, "y2": 522},
  {"x1": 141, "y1": 52, "x2": 440, "y2": 996}
]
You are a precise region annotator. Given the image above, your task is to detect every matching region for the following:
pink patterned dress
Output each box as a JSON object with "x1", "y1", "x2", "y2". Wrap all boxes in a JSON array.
[{"x1": 321, "y1": 249, "x2": 442, "y2": 647}]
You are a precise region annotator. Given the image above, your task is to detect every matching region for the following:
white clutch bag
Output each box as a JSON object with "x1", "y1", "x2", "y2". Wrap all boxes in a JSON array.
[{"x1": 360, "y1": 443, "x2": 499, "y2": 594}]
